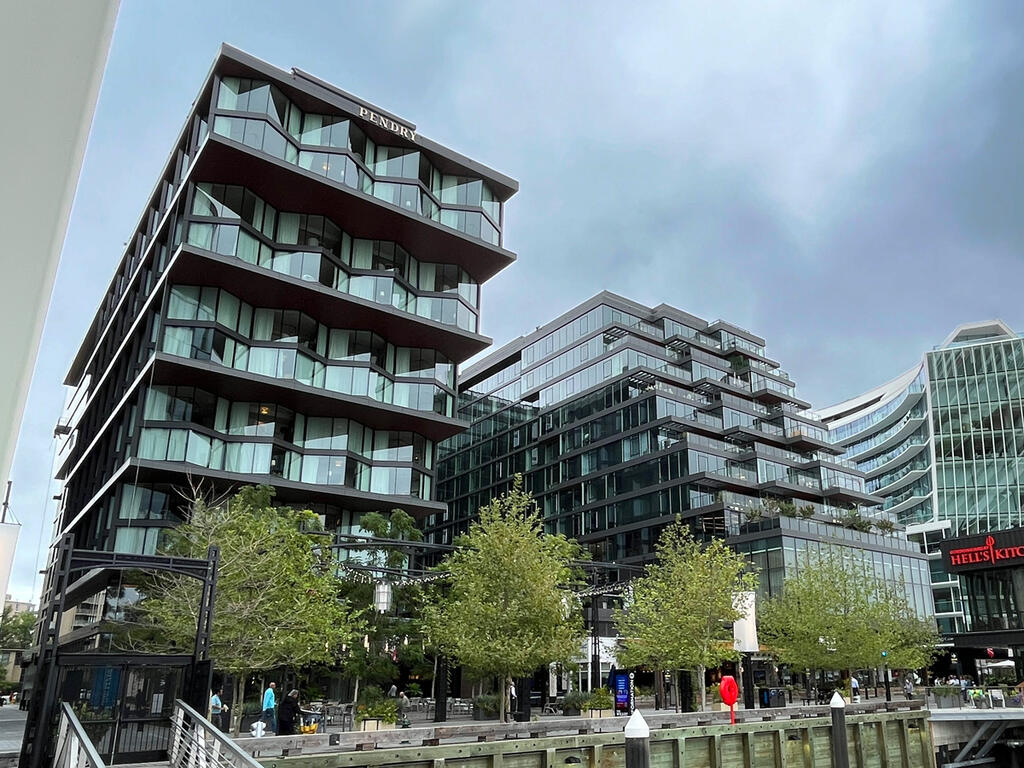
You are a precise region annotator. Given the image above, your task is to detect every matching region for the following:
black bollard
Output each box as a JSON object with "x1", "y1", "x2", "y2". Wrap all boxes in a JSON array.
[
  {"x1": 624, "y1": 710, "x2": 650, "y2": 768},
  {"x1": 830, "y1": 691, "x2": 850, "y2": 768}
]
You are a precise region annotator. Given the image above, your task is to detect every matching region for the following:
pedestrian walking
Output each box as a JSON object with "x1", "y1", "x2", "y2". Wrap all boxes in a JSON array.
[
  {"x1": 388, "y1": 684, "x2": 398, "y2": 698},
  {"x1": 903, "y1": 676, "x2": 914, "y2": 700},
  {"x1": 508, "y1": 681, "x2": 517, "y2": 721},
  {"x1": 262, "y1": 682, "x2": 278, "y2": 733},
  {"x1": 278, "y1": 689, "x2": 301, "y2": 736},
  {"x1": 211, "y1": 687, "x2": 229, "y2": 731},
  {"x1": 850, "y1": 675, "x2": 860, "y2": 702},
  {"x1": 398, "y1": 690, "x2": 411, "y2": 725}
]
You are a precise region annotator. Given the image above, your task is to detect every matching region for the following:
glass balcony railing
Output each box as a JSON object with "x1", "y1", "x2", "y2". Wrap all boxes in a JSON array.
[
  {"x1": 136, "y1": 427, "x2": 431, "y2": 498},
  {"x1": 161, "y1": 326, "x2": 454, "y2": 417},
  {"x1": 187, "y1": 223, "x2": 479, "y2": 333}
]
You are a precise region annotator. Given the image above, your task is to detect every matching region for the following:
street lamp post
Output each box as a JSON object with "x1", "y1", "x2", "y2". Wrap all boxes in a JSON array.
[
  {"x1": 590, "y1": 572, "x2": 603, "y2": 691},
  {"x1": 882, "y1": 650, "x2": 891, "y2": 702}
]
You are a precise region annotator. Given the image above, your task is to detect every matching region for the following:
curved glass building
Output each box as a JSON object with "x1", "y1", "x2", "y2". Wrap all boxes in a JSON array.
[{"x1": 817, "y1": 320, "x2": 1024, "y2": 635}]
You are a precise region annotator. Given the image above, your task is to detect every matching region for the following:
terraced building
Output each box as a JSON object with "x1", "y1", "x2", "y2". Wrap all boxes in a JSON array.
[
  {"x1": 47, "y1": 43, "x2": 516, "y2": 621},
  {"x1": 435, "y1": 293, "x2": 931, "y2": 686}
]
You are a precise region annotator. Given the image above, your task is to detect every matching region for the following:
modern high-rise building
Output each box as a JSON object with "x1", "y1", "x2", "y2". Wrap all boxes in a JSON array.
[
  {"x1": 30, "y1": 46, "x2": 517, "y2": 743},
  {"x1": 52, "y1": 44, "x2": 516, "y2": 563},
  {"x1": 436, "y1": 293, "x2": 932, "y2": 685},
  {"x1": 816, "y1": 321, "x2": 1024, "y2": 636}
]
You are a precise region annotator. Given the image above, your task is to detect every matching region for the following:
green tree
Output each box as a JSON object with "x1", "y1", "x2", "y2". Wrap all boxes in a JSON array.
[
  {"x1": 337, "y1": 509, "x2": 427, "y2": 703},
  {"x1": 873, "y1": 582, "x2": 940, "y2": 672},
  {"x1": 423, "y1": 477, "x2": 585, "y2": 722},
  {"x1": 759, "y1": 552, "x2": 937, "y2": 679},
  {"x1": 0, "y1": 606, "x2": 36, "y2": 649},
  {"x1": 615, "y1": 520, "x2": 758, "y2": 711},
  {"x1": 129, "y1": 486, "x2": 361, "y2": 735},
  {"x1": 359, "y1": 508, "x2": 423, "y2": 569}
]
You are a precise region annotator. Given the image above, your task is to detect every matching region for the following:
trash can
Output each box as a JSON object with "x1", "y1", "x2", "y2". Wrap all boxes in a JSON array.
[{"x1": 759, "y1": 687, "x2": 785, "y2": 708}]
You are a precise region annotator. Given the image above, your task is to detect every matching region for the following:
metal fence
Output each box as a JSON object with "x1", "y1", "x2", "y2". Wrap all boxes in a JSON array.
[
  {"x1": 54, "y1": 703, "x2": 107, "y2": 768},
  {"x1": 923, "y1": 685, "x2": 1024, "y2": 710},
  {"x1": 169, "y1": 699, "x2": 263, "y2": 768}
]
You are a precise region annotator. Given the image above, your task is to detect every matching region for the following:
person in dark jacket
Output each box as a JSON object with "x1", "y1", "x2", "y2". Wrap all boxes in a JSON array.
[{"x1": 278, "y1": 689, "x2": 302, "y2": 735}]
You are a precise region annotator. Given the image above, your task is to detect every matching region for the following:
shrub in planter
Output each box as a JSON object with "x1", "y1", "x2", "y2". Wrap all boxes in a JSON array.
[
  {"x1": 585, "y1": 688, "x2": 614, "y2": 718},
  {"x1": 932, "y1": 685, "x2": 960, "y2": 708},
  {"x1": 561, "y1": 690, "x2": 588, "y2": 717},
  {"x1": 709, "y1": 684, "x2": 729, "y2": 711},
  {"x1": 356, "y1": 691, "x2": 398, "y2": 731},
  {"x1": 473, "y1": 694, "x2": 500, "y2": 720},
  {"x1": 357, "y1": 702, "x2": 398, "y2": 730}
]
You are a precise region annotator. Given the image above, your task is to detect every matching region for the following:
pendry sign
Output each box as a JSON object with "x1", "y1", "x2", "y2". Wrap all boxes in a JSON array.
[{"x1": 359, "y1": 106, "x2": 417, "y2": 142}]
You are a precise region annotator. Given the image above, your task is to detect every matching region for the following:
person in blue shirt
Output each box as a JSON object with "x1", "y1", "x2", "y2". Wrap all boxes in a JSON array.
[
  {"x1": 262, "y1": 682, "x2": 277, "y2": 733},
  {"x1": 210, "y1": 687, "x2": 228, "y2": 731}
]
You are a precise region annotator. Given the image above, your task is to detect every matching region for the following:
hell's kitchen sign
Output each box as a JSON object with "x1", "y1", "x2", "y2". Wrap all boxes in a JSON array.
[{"x1": 942, "y1": 527, "x2": 1024, "y2": 573}]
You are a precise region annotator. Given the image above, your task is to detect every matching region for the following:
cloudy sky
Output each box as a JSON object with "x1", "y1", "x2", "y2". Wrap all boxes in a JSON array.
[{"x1": 8, "y1": 1, "x2": 1024, "y2": 601}]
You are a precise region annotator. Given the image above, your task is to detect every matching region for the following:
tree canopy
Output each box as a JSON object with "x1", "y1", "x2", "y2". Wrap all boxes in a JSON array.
[
  {"x1": 128, "y1": 485, "x2": 361, "y2": 733},
  {"x1": 614, "y1": 520, "x2": 758, "y2": 710},
  {"x1": 337, "y1": 508, "x2": 429, "y2": 701},
  {"x1": 0, "y1": 606, "x2": 36, "y2": 650},
  {"x1": 423, "y1": 477, "x2": 585, "y2": 721},
  {"x1": 758, "y1": 551, "x2": 937, "y2": 674}
]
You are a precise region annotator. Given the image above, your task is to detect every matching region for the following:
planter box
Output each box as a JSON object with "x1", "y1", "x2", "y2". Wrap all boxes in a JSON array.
[
  {"x1": 359, "y1": 718, "x2": 395, "y2": 732},
  {"x1": 936, "y1": 695, "x2": 959, "y2": 709},
  {"x1": 562, "y1": 707, "x2": 581, "y2": 717},
  {"x1": 710, "y1": 702, "x2": 729, "y2": 712},
  {"x1": 473, "y1": 708, "x2": 497, "y2": 721},
  {"x1": 587, "y1": 708, "x2": 613, "y2": 719}
]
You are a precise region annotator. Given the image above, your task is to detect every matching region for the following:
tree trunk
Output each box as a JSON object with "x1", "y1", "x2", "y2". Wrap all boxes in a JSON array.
[
  {"x1": 698, "y1": 665, "x2": 707, "y2": 711},
  {"x1": 655, "y1": 670, "x2": 664, "y2": 710},
  {"x1": 353, "y1": 675, "x2": 361, "y2": 706},
  {"x1": 430, "y1": 656, "x2": 437, "y2": 700},
  {"x1": 674, "y1": 670, "x2": 680, "y2": 713},
  {"x1": 499, "y1": 675, "x2": 507, "y2": 723},
  {"x1": 231, "y1": 676, "x2": 246, "y2": 737},
  {"x1": 497, "y1": 675, "x2": 509, "y2": 724}
]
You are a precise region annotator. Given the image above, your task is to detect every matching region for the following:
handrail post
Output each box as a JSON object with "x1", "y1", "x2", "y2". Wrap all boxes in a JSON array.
[{"x1": 169, "y1": 702, "x2": 186, "y2": 766}]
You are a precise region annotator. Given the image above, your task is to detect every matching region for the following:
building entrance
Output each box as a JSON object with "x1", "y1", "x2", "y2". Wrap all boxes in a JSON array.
[{"x1": 57, "y1": 657, "x2": 189, "y2": 763}]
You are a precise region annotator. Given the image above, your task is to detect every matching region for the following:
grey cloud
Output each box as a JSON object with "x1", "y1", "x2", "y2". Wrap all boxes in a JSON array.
[{"x1": 9, "y1": 0, "x2": 1024, "y2": 599}]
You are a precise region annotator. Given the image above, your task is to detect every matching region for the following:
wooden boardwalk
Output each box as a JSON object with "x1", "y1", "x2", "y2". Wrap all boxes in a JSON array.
[{"x1": 238, "y1": 701, "x2": 935, "y2": 768}]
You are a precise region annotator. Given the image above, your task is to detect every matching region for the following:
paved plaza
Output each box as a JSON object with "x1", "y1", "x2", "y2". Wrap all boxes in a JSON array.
[{"x1": 0, "y1": 706, "x2": 25, "y2": 755}]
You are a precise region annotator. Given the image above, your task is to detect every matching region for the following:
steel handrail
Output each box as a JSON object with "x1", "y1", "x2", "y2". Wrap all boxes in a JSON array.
[
  {"x1": 170, "y1": 698, "x2": 262, "y2": 768},
  {"x1": 56, "y1": 702, "x2": 107, "y2": 768}
]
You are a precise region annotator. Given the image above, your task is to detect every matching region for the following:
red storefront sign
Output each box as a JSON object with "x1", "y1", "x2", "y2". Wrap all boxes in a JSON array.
[{"x1": 948, "y1": 535, "x2": 1024, "y2": 568}]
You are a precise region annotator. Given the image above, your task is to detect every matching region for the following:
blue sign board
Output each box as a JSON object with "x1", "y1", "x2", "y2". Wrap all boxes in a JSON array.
[{"x1": 614, "y1": 673, "x2": 630, "y2": 712}]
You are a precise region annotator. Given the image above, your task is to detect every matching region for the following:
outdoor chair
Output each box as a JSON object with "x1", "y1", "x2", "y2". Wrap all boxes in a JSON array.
[{"x1": 335, "y1": 702, "x2": 353, "y2": 731}]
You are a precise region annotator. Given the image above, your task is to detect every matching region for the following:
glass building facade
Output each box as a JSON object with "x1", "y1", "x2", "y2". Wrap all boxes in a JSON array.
[
  {"x1": 44, "y1": 45, "x2": 517, "y2": 631},
  {"x1": 817, "y1": 321, "x2": 1024, "y2": 635},
  {"x1": 435, "y1": 293, "x2": 932, "y2": 621}
]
